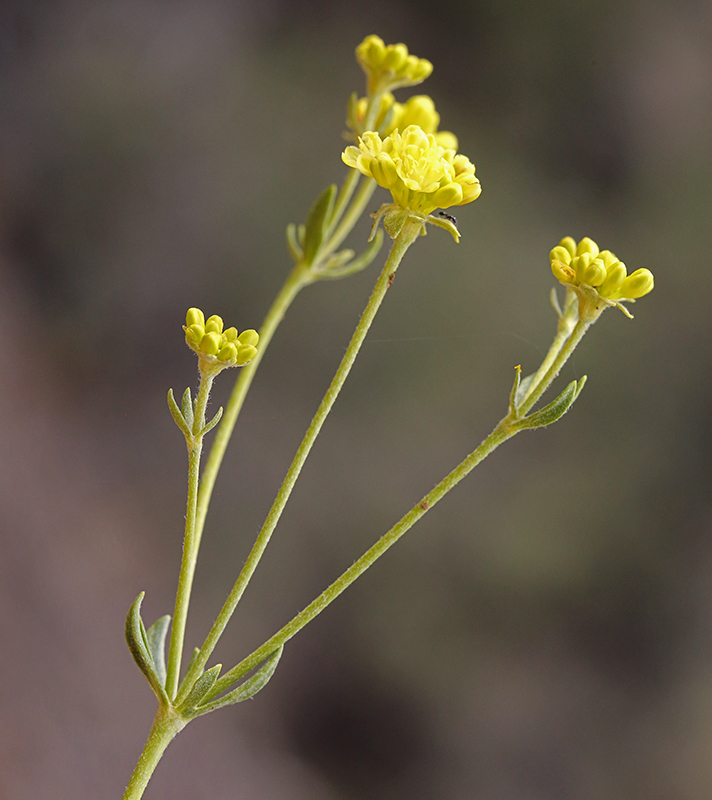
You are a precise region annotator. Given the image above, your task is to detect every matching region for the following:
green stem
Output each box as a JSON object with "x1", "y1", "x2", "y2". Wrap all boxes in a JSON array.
[
  {"x1": 321, "y1": 177, "x2": 377, "y2": 259},
  {"x1": 176, "y1": 220, "x2": 423, "y2": 705},
  {"x1": 165, "y1": 373, "x2": 214, "y2": 699},
  {"x1": 121, "y1": 707, "x2": 187, "y2": 800},
  {"x1": 209, "y1": 415, "x2": 518, "y2": 698},
  {"x1": 327, "y1": 168, "x2": 360, "y2": 236},
  {"x1": 520, "y1": 291, "x2": 577, "y2": 405},
  {"x1": 518, "y1": 317, "x2": 590, "y2": 417}
]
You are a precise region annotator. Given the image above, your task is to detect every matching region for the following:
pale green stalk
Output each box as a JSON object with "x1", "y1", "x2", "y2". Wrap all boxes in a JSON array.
[
  {"x1": 321, "y1": 177, "x2": 377, "y2": 258},
  {"x1": 176, "y1": 220, "x2": 422, "y2": 705},
  {"x1": 519, "y1": 290, "x2": 577, "y2": 405},
  {"x1": 518, "y1": 317, "x2": 590, "y2": 417},
  {"x1": 122, "y1": 707, "x2": 186, "y2": 800},
  {"x1": 165, "y1": 373, "x2": 215, "y2": 698}
]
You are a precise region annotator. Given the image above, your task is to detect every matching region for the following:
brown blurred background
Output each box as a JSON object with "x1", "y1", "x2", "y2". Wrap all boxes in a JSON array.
[{"x1": 1, "y1": 1, "x2": 712, "y2": 798}]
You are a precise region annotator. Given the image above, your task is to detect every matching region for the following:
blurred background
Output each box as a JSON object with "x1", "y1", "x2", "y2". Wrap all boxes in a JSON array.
[{"x1": 1, "y1": 1, "x2": 711, "y2": 798}]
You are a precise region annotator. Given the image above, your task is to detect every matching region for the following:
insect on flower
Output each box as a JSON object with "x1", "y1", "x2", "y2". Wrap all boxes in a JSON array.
[{"x1": 438, "y1": 211, "x2": 457, "y2": 225}]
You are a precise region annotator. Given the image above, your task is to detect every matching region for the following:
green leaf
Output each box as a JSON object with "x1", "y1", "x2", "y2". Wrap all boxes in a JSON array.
[
  {"x1": 167, "y1": 390, "x2": 191, "y2": 437},
  {"x1": 145, "y1": 615, "x2": 171, "y2": 689},
  {"x1": 181, "y1": 388, "x2": 194, "y2": 430},
  {"x1": 302, "y1": 184, "x2": 337, "y2": 265},
  {"x1": 125, "y1": 593, "x2": 169, "y2": 704},
  {"x1": 194, "y1": 646, "x2": 284, "y2": 716},
  {"x1": 199, "y1": 406, "x2": 223, "y2": 437},
  {"x1": 179, "y1": 664, "x2": 222, "y2": 715},
  {"x1": 515, "y1": 376, "x2": 587, "y2": 430}
]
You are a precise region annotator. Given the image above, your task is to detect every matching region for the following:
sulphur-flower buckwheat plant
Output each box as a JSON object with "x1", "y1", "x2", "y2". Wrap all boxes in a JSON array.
[{"x1": 120, "y1": 35, "x2": 655, "y2": 800}]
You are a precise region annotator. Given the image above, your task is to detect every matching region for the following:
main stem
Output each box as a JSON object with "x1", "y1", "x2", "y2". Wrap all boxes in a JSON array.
[
  {"x1": 122, "y1": 707, "x2": 187, "y2": 800},
  {"x1": 176, "y1": 221, "x2": 422, "y2": 704}
]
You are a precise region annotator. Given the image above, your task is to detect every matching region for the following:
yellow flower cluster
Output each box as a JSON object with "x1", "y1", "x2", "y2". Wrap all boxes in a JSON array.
[
  {"x1": 342, "y1": 125, "x2": 481, "y2": 215},
  {"x1": 356, "y1": 35, "x2": 433, "y2": 94},
  {"x1": 184, "y1": 308, "x2": 259, "y2": 366},
  {"x1": 550, "y1": 237, "x2": 654, "y2": 304},
  {"x1": 350, "y1": 93, "x2": 458, "y2": 150}
]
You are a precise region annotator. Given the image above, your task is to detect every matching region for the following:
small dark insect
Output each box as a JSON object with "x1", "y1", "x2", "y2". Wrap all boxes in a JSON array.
[{"x1": 438, "y1": 211, "x2": 457, "y2": 225}]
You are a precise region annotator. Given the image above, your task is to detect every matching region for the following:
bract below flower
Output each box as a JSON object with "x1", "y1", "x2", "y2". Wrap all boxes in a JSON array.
[{"x1": 342, "y1": 125, "x2": 480, "y2": 216}]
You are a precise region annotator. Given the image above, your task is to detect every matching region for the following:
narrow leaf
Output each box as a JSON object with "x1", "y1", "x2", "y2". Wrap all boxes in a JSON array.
[
  {"x1": 516, "y1": 377, "x2": 586, "y2": 431},
  {"x1": 145, "y1": 615, "x2": 171, "y2": 688},
  {"x1": 194, "y1": 646, "x2": 284, "y2": 716},
  {"x1": 200, "y1": 406, "x2": 223, "y2": 437},
  {"x1": 167, "y1": 389, "x2": 191, "y2": 437},
  {"x1": 302, "y1": 184, "x2": 337, "y2": 265},
  {"x1": 180, "y1": 664, "x2": 222, "y2": 714},
  {"x1": 125, "y1": 593, "x2": 169, "y2": 703},
  {"x1": 181, "y1": 387, "x2": 194, "y2": 430}
]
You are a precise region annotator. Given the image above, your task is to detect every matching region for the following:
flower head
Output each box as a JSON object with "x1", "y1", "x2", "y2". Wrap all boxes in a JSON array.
[
  {"x1": 356, "y1": 35, "x2": 433, "y2": 95},
  {"x1": 184, "y1": 308, "x2": 259, "y2": 371},
  {"x1": 550, "y1": 237, "x2": 654, "y2": 319},
  {"x1": 342, "y1": 125, "x2": 480, "y2": 217}
]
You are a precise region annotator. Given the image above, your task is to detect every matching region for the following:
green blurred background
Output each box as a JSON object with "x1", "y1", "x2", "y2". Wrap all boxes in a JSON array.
[{"x1": 1, "y1": 1, "x2": 711, "y2": 798}]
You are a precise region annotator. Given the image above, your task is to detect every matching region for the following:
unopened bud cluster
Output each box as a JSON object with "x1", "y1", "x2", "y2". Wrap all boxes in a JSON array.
[
  {"x1": 356, "y1": 35, "x2": 433, "y2": 94},
  {"x1": 184, "y1": 308, "x2": 259, "y2": 367},
  {"x1": 550, "y1": 237, "x2": 654, "y2": 314}
]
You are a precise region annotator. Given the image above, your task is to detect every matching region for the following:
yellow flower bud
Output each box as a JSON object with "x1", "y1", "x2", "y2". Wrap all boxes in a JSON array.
[
  {"x1": 614, "y1": 268, "x2": 654, "y2": 300},
  {"x1": 186, "y1": 307, "x2": 205, "y2": 327},
  {"x1": 205, "y1": 315, "x2": 224, "y2": 334},
  {"x1": 551, "y1": 258, "x2": 576, "y2": 284},
  {"x1": 559, "y1": 237, "x2": 577, "y2": 257},
  {"x1": 550, "y1": 245, "x2": 572, "y2": 264},
  {"x1": 237, "y1": 329, "x2": 259, "y2": 347},
  {"x1": 576, "y1": 237, "x2": 599, "y2": 258},
  {"x1": 574, "y1": 254, "x2": 606, "y2": 286},
  {"x1": 236, "y1": 344, "x2": 258, "y2": 365},
  {"x1": 185, "y1": 324, "x2": 205, "y2": 347},
  {"x1": 218, "y1": 343, "x2": 238, "y2": 362},
  {"x1": 200, "y1": 332, "x2": 222, "y2": 356},
  {"x1": 223, "y1": 327, "x2": 238, "y2": 342},
  {"x1": 598, "y1": 261, "x2": 627, "y2": 296}
]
